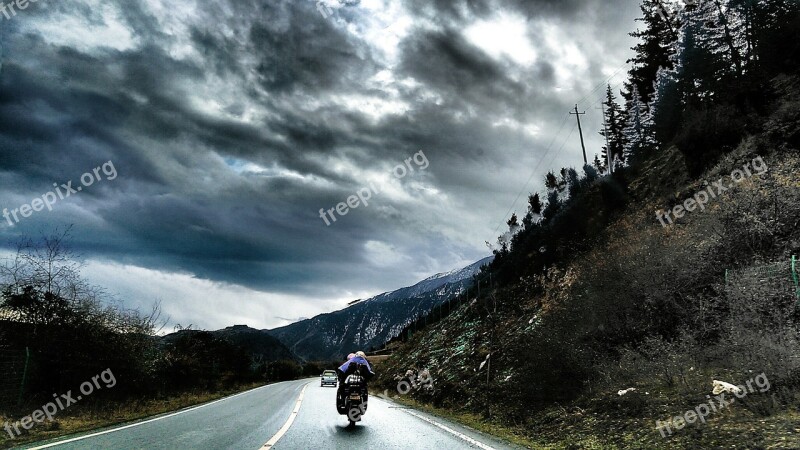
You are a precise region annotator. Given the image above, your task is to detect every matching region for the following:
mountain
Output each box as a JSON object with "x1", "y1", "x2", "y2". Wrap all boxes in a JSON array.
[
  {"x1": 267, "y1": 256, "x2": 493, "y2": 361},
  {"x1": 162, "y1": 325, "x2": 297, "y2": 362}
]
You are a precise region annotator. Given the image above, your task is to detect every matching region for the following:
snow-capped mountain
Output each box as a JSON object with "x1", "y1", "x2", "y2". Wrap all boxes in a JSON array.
[{"x1": 266, "y1": 256, "x2": 493, "y2": 361}]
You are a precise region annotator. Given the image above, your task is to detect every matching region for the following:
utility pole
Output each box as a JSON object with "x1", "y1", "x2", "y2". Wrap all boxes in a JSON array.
[
  {"x1": 570, "y1": 104, "x2": 588, "y2": 165},
  {"x1": 597, "y1": 104, "x2": 613, "y2": 174}
]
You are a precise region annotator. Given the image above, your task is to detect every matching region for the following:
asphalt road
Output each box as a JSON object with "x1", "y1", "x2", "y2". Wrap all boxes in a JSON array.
[{"x1": 21, "y1": 378, "x2": 520, "y2": 450}]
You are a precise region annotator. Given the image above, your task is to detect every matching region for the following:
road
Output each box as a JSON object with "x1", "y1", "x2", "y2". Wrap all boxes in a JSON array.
[{"x1": 21, "y1": 379, "x2": 520, "y2": 450}]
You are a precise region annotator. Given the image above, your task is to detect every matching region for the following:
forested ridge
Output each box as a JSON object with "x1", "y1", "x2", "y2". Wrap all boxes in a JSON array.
[{"x1": 379, "y1": 1, "x2": 800, "y2": 447}]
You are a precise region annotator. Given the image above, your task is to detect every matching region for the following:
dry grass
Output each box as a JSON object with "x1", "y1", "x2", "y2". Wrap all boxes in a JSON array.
[{"x1": 386, "y1": 390, "x2": 800, "y2": 450}]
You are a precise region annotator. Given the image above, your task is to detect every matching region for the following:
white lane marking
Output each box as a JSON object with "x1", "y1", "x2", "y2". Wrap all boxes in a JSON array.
[
  {"x1": 26, "y1": 381, "x2": 298, "y2": 449},
  {"x1": 400, "y1": 409, "x2": 498, "y2": 450},
  {"x1": 260, "y1": 382, "x2": 310, "y2": 449}
]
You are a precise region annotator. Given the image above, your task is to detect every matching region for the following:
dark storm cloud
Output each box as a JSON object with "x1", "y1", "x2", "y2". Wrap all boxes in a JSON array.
[
  {"x1": 398, "y1": 28, "x2": 527, "y2": 114},
  {"x1": 249, "y1": 14, "x2": 373, "y2": 93},
  {"x1": 0, "y1": 0, "x2": 642, "y2": 325},
  {"x1": 0, "y1": 1, "x2": 370, "y2": 291},
  {"x1": 405, "y1": 0, "x2": 628, "y2": 24},
  {"x1": 189, "y1": 27, "x2": 246, "y2": 78}
]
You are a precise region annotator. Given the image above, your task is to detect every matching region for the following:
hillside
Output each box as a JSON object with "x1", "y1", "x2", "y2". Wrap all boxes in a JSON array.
[
  {"x1": 268, "y1": 256, "x2": 492, "y2": 361},
  {"x1": 376, "y1": 4, "x2": 800, "y2": 444},
  {"x1": 380, "y1": 81, "x2": 800, "y2": 449}
]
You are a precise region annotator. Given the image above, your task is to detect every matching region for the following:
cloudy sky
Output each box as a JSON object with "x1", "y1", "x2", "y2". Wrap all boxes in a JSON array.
[{"x1": 0, "y1": 0, "x2": 640, "y2": 331}]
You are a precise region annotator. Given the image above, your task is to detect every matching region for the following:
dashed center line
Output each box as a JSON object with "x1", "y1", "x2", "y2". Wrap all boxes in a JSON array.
[{"x1": 260, "y1": 382, "x2": 310, "y2": 449}]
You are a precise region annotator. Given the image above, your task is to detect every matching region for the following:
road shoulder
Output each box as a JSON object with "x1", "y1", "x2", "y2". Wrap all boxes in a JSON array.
[{"x1": 373, "y1": 394, "x2": 526, "y2": 450}]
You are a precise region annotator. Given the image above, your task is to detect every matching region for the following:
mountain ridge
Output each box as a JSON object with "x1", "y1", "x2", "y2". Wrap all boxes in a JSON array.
[{"x1": 266, "y1": 256, "x2": 492, "y2": 360}]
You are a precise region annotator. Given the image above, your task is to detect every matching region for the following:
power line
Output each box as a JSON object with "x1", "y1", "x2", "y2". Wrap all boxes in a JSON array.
[
  {"x1": 489, "y1": 61, "x2": 631, "y2": 240},
  {"x1": 575, "y1": 62, "x2": 629, "y2": 107},
  {"x1": 491, "y1": 112, "x2": 571, "y2": 237},
  {"x1": 542, "y1": 122, "x2": 578, "y2": 173},
  {"x1": 554, "y1": 123, "x2": 578, "y2": 159},
  {"x1": 493, "y1": 119, "x2": 577, "y2": 244}
]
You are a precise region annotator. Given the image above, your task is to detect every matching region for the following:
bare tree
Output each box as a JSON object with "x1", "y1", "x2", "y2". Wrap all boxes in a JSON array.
[{"x1": 0, "y1": 228, "x2": 162, "y2": 335}]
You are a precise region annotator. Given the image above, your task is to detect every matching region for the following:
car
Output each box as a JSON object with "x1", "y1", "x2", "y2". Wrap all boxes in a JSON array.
[{"x1": 321, "y1": 370, "x2": 338, "y2": 387}]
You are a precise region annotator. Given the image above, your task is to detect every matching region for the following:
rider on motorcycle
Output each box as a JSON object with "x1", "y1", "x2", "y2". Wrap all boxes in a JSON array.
[
  {"x1": 336, "y1": 351, "x2": 374, "y2": 418},
  {"x1": 337, "y1": 351, "x2": 374, "y2": 380}
]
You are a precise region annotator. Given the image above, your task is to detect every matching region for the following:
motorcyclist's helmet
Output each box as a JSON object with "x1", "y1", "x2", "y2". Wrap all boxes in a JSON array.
[{"x1": 355, "y1": 351, "x2": 366, "y2": 358}]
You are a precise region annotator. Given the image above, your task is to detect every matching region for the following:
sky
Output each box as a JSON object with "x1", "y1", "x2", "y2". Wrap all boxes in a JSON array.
[{"x1": 0, "y1": 0, "x2": 641, "y2": 331}]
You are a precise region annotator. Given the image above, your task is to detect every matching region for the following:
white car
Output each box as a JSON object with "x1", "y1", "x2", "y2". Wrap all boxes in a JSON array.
[{"x1": 321, "y1": 370, "x2": 338, "y2": 387}]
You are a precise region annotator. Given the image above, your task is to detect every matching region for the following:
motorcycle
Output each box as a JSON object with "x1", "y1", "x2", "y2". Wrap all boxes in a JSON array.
[{"x1": 337, "y1": 371, "x2": 369, "y2": 426}]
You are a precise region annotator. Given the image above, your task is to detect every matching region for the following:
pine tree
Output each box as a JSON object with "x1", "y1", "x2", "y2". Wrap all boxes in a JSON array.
[
  {"x1": 626, "y1": 0, "x2": 680, "y2": 104},
  {"x1": 498, "y1": 213, "x2": 521, "y2": 253},
  {"x1": 542, "y1": 190, "x2": 561, "y2": 221},
  {"x1": 592, "y1": 154, "x2": 606, "y2": 175},
  {"x1": 528, "y1": 193, "x2": 543, "y2": 216},
  {"x1": 544, "y1": 171, "x2": 559, "y2": 191},
  {"x1": 600, "y1": 85, "x2": 627, "y2": 166},
  {"x1": 649, "y1": 62, "x2": 681, "y2": 144},
  {"x1": 507, "y1": 213, "x2": 520, "y2": 234},
  {"x1": 522, "y1": 193, "x2": 543, "y2": 229},
  {"x1": 557, "y1": 168, "x2": 569, "y2": 192},
  {"x1": 622, "y1": 84, "x2": 657, "y2": 164},
  {"x1": 663, "y1": 5, "x2": 731, "y2": 106},
  {"x1": 728, "y1": 0, "x2": 758, "y2": 65},
  {"x1": 648, "y1": 5, "x2": 708, "y2": 143},
  {"x1": 728, "y1": 0, "x2": 800, "y2": 73},
  {"x1": 566, "y1": 168, "x2": 581, "y2": 197},
  {"x1": 583, "y1": 163, "x2": 599, "y2": 182},
  {"x1": 686, "y1": 0, "x2": 745, "y2": 78}
]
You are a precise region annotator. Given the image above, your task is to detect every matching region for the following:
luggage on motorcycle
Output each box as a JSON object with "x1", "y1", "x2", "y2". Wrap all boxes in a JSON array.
[{"x1": 336, "y1": 367, "x2": 368, "y2": 417}]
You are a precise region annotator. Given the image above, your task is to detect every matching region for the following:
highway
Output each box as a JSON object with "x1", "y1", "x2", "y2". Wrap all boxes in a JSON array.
[{"x1": 21, "y1": 379, "x2": 519, "y2": 450}]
